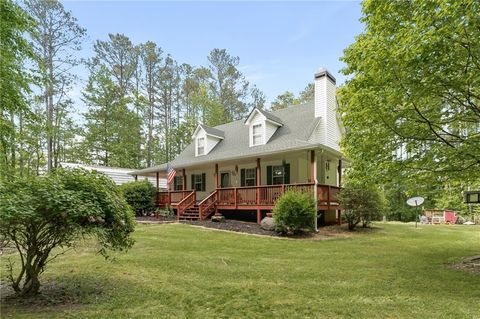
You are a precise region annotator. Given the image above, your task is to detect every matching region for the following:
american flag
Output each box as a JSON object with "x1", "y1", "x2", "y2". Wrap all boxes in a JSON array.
[{"x1": 166, "y1": 163, "x2": 176, "y2": 185}]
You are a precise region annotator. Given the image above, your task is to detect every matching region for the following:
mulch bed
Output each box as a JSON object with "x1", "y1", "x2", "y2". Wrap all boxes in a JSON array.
[
  {"x1": 184, "y1": 219, "x2": 358, "y2": 240},
  {"x1": 450, "y1": 256, "x2": 480, "y2": 275},
  {"x1": 184, "y1": 219, "x2": 279, "y2": 236},
  {"x1": 136, "y1": 216, "x2": 358, "y2": 239}
]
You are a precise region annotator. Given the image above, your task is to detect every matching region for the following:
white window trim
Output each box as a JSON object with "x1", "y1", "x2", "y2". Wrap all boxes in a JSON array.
[{"x1": 197, "y1": 137, "x2": 205, "y2": 156}]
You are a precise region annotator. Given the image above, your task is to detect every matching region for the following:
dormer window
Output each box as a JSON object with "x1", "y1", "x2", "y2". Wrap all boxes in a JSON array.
[
  {"x1": 197, "y1": 137, "x2": 205, "y2": 155},
  {"x1": 245, "y1": 108, "x2": 283, "y2": 147},
  {"x1": 192, "y1": 124, "x2": 224, "y2": 157},
  {"x1": 252, "y1": 124, "x2": 263, "y2": 145}
]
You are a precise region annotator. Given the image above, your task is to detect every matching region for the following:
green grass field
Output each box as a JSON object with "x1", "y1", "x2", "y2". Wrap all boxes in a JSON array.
[{"x1": 1, "y1": 223, "x2": 479, "y2": 318}]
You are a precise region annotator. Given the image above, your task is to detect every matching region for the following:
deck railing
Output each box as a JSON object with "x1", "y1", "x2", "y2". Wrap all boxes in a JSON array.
[
  {"x1": 157, "y1": 190, "x2": 192, "y2": 207},
  {"x1": 198, "y1": 191, "x2": 217, "y2": 220},
  {"x1": 176, "y1": 191, "x2": 196, "y2": 219},
  {"x1": 158, "y1": 183, "x2": 341, "y2": 210}
]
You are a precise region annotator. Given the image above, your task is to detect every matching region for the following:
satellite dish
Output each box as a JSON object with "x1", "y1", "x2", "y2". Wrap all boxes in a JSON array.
[{"x1": 407, "y1": 196, "x2": 424, "y2": 207}]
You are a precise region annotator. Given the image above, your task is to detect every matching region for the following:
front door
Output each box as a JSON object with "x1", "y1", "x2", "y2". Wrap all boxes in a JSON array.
[{"x1": 220, "y1": 172, "x2": 230, "y2": 188}]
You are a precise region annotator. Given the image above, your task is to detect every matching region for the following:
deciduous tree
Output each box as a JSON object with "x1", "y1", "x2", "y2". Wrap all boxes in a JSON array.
[{"x1": 0, "y1": 168, "x2": 135, "y2": 296}]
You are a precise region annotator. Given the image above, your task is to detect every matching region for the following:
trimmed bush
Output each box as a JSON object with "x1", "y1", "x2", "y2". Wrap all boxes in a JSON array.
[
  {"x1": 120, "y1": 180, "x2": 156, "y2": 216},
  {"x1": 273, "y1": 190, "x2": 316, "y2": 234},
  {"x1": 338, "y1": 184, "x2": 384, "y2": 231}
]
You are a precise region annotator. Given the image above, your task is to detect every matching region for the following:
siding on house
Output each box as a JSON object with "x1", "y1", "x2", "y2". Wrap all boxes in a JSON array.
[
  {"x1": 194, "y1": 127, "x2": 222, "y2": 156},
  {"x1": 325, "y1": 78, "x2": 342, "y2": 151},
  {"x1": 265, "y1": 120, "x2": 278, "y2": 144},
  {"x1": 249, "y1": 111, "x2": 265, "y2": 146},
  {"x1": 170, "y1": 149, "x2": 339, "y2": 200}
]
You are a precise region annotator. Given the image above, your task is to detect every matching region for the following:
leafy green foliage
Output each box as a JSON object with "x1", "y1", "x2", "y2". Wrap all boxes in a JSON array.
[
  {"x1": 0, "y1": 0, "x2": 36, "y2": 179},
  {"x1": 120, "y1": 180, "x2": 156, "y2": 216},
  {"x1": 338, "y1": 0, "x2": 480, "y2": 219},
  {"x1": 25, "y1": 0, "x2": 86, "y2": 172},
  {"x1": 270, "y1": 83, "x2": 314, "y2": 110},
  {"x1": 339, "y1": 0, "x2": 479, "y2": 181},
  {"x1": 273, "y1": 190, "x2": 316, "y2": 234},
  {"x1": 338, "y1": 184, "x2": 384, "y2": 230},
  {"x1": 207, "y1": 48, "x2": 250, "y2": 122},
  {"x1": 0, "y1": 168, "x2": 135, "y2": 296},
  {"x1": 81, "y1": 66, "x2": 143, "y2": 168}
]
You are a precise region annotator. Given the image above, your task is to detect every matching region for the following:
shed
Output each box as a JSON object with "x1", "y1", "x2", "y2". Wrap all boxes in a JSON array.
[{"x1": 423, "y1": 209, "x2": 458, "y2": 224}]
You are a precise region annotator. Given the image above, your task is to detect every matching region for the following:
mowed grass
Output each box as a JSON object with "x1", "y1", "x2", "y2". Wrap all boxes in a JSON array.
[{"x1": 1, "y1": 223, "x2": 479, "y2": 319}]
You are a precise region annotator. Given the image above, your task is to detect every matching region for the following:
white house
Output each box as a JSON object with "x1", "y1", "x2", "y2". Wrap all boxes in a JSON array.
[{"x1": 131, "y1": 68, "x2": 345, "y2": 225}]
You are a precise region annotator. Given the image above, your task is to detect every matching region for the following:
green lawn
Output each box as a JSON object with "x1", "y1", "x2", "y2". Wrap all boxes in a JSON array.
[{"x1": 1, "y1": 223, "x2": 479, "y2": 318}]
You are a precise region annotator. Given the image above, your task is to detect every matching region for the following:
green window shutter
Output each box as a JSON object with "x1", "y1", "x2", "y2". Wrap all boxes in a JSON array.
[
  {"x1": 254, "y1": 168, "x2": 257, "y2": 186},
  {"x1": 191, "y1": 174, "x2": 195, "y2": 190},
  {"x1": 266, "y1": 166, "x2": 272, "y2": 185},
  {"x1": 173, "y1": 177, "x2": 177, "y2": 190},
  {"x1": 202, "y1": 173, "x2": 206, "y2": 192},
  {"x1": 284, "y1": 163, "x2": 290, "y2": 184},
  {"x1": 240, "y1": 169, "x2": 245, "y2": 187}
]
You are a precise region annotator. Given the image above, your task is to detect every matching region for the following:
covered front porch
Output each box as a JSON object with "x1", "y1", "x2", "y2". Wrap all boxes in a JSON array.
[{"x1": 136, "y1": 148, "x2": 343, "y2": 224}]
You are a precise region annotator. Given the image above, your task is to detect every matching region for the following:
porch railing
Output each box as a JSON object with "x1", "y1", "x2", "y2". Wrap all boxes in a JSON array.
[
  {"x1": 176, "y1": 191, "x2": 196, "y2": 219},
  {"x1": 198, "y1": 190, "x2": 217, "y2": 220},
  {"x1": 216, "y1": 183, "x2": 340, "y2": 209},
  {"x1": 157, "y1": 190, "x2": 192, "y2": 207},
  {"x1": 158, "y1": 183, "x2": 341, "y2": 210}
]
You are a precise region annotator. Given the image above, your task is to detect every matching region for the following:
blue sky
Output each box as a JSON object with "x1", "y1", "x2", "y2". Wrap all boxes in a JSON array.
[{"x1": 63, "y1": 0, "x2": 364, "y2": 106}]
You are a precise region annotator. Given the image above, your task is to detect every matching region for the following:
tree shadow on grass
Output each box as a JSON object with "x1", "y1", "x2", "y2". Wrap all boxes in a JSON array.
[{"x1": 1, "y1": 273, "x2": 116, "y2": 315}]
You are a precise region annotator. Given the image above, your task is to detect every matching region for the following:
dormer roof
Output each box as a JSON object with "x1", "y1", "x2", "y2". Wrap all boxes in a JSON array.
[
  {"x1": 244, "y1": 108, "x2": 283, "y2": 127},
  {"x1": 131, "y1": 101, "x2": 344, "y2": 175},
  {"x1": 192, "y1": 124, "x2": 225, "y2": 139}
]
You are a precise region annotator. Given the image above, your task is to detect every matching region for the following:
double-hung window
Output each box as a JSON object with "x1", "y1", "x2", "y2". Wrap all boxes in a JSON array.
[
  {"x1": 173, "y1": 176, "x2": 183, "y2": 191},
  {"x1": 197, "y1": 137, "x2": 205, "y2": 155},
  {"x1": 252, "y1": 124, "x2": 263, "y2": 145},
  {"x1": 272, "y1": 165, "x2": 285, "y2": 185},
  {"x1": 192, "y1": 174, "x2": 205, "y2": 192},
  {"x1": 240, "y1": 168, "x2": 256, "y2": 186}
]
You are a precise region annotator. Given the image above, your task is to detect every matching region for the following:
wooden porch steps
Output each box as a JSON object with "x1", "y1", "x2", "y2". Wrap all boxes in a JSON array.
[{"x1": 179, "y1": 204, "x2": 201, "y2": 221}]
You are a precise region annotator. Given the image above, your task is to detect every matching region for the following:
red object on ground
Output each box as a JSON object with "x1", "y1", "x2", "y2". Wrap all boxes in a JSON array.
[{"x1": 444, "y1": 210, "x2": 457, "y2": 223}]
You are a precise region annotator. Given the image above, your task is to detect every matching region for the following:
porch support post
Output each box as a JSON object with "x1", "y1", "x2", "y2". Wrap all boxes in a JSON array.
[
  {"x1": 156, "y1": 172, "x2": 160, "y2": 210},
  {"x1": 182, "y1": 169, "x2": 186, "y2": 191},
  {"x1": 256, "y1": 158, "x2": 261, "y2": 224},
  {"x1": 311, "y1": 150, "x2": 318, "y2": 232},
  {"x1": 310, "y1": 150, "x2": 315, "y2": 183},
  {"x1": 337, "y1": 159, "x2": 342, "y2": 225},
  {"x1": 338, "y1": 159, "x2": 342, "y2": 188},
  {"x1": 134, "y1": 174, "x2": 138, "y2": 181}
]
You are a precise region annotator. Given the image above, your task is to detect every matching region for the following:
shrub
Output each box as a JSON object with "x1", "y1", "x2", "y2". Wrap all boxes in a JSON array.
[
  {"x1": 273, "y1": 190, "x2": 316, "y2": 234},
  {"x1": 338, "y1": 184, "x2": 384, "y2": 230},
  {"x1": 155, "y1": 206, "x2": 174, "y2": 218},
  {"x1": 0, "y1": 168, "x2": 135, "y2": 296},
  {"x1": 120, "y1": 180, "x2": 156, "y2": 216}
]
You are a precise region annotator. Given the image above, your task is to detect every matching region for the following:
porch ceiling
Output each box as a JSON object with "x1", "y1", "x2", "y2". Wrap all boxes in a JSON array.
[{"x1": 131, "y1": 145, "x2": 345, "y2": 176}]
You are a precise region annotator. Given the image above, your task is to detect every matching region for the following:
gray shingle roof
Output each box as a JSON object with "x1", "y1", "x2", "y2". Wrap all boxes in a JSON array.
[
  {"x1": 199, "y1": 124, "x2": 225, "y2": 138},
  {"x1": 245, "y1": 107, "x2": 283, "y2": 126},
  {"x1": 132, "y1": 102, "x2": 337, "y2": 175}
]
